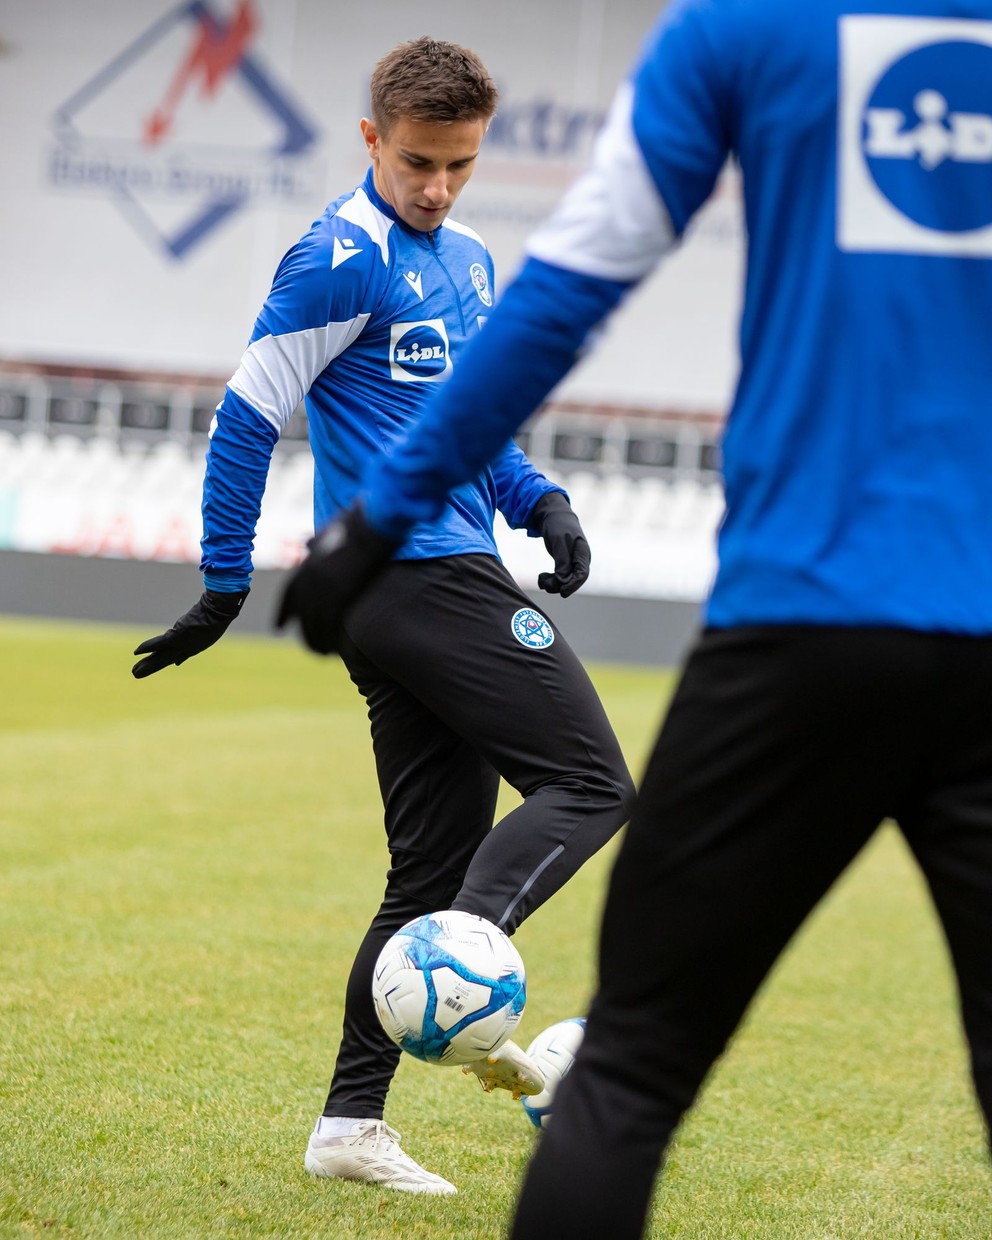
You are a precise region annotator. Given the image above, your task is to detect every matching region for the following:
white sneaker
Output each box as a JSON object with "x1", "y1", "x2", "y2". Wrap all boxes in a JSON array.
[
  {"x1": 462, "y1": 1039, "x2": 546, "y2": 1100},
  {"x1": 305, "y1": 1120, "x2": 456, "y2": 1195}
]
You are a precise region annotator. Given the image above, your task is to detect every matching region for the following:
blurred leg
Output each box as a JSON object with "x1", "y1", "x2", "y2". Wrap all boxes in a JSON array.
[
  {"x1": 511, "y1": 627, "x2": 932, "y2": 1239},
  {"x1": 899, "y1": 636, "x2": 992, "y2": 1148}
]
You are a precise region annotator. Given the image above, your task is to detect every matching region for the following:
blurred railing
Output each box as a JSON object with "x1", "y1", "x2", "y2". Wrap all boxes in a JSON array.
[
  {"x1": 0, "y1": 363, "x2": 725, "y2": 600},
  {"x1": 0, "y1": 363, "x2": 723, "y2": 481}
]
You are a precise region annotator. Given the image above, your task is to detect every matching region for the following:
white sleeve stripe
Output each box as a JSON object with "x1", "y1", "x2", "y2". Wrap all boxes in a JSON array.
[
  {"x1": 336, "y1": 189, "x2": 393, "y2": 264},
  {"x1": 526, "y1": 80, "x2": 677, "y2": 282},
  {"x1": 227, "y1": 315, "x2": 371, "y2": 432}
]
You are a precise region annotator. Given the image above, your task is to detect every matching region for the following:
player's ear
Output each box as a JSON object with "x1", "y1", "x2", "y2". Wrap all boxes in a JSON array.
[{"x1": 360, "y1": 117, "x2": 380, "y2": 161}]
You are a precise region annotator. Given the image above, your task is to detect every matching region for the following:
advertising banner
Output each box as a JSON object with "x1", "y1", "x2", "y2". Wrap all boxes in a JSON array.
[{"x1": 0, "y1": 0, "x2": 744, "y2": 408}]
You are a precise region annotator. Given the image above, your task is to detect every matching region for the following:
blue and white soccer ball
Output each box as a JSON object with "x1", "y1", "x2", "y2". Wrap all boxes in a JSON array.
[
  {"x1": 372, "y1": 910, "x2": 527, "y2": 1066},
  {"x1": 520, "y1": 1017, "x2": 586, "y2": 1130}
]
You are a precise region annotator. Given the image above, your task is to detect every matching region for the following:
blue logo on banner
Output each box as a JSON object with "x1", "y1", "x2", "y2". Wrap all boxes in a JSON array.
[
  {"x1": 862, "y1": 40, "x2": 992, "y2": 233},
  {"x1": 49, "y1": 0, "x2": 319, "y2": 260}
]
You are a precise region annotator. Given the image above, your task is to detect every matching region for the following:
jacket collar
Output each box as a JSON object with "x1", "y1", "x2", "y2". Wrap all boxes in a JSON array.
[{"x1": 361, "y1": 167, "x2": 439, "y2": 249}]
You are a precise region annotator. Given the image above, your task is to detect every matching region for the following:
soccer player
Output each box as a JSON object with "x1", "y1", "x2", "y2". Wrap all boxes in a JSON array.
[
  {"x1": 275, "y1": 3, "x2": 992, "y2": 1235},
  {"x1": 130, "y1": 37, "x2": 634, "y2": 1196}
]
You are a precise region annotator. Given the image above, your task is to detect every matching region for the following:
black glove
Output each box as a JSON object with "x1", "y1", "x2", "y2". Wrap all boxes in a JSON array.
[
  {"x1": 530, "y1": 491, "x2": 591, "y2": 598},
  {"x1": 131, "y1": 589, "x2": 249, "y2": 679},
  {"x1": 275, "y1": 503, "x2": 399, "y2": 655}
]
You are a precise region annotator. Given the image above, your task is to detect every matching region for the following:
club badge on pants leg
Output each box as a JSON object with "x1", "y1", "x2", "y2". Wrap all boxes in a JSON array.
[{"x1": 511, "y1": 608, "x2": 555, "y2": 650}]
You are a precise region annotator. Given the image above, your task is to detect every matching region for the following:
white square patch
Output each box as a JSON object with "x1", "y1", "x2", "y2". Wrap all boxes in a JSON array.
[
  {"x1": 837, "y1": 15, "x2": 992, "y2": 255},
  {"x1": 388, "y1": 318, "x2": 452, "y2": 383}
]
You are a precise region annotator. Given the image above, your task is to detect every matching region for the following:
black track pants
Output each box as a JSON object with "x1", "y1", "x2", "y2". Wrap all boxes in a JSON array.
[
  {"x1": 322, "y1": 554, "x2": 635, "y2": 1118},
  {"x1": 511, "y1": 626, "x2": 992, "y2": 1240}
]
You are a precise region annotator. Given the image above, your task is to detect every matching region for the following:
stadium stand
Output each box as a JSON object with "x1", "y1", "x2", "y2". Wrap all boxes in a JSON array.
[{"x1": 0, "y1": 364, "x2": 724, "y2": 602}]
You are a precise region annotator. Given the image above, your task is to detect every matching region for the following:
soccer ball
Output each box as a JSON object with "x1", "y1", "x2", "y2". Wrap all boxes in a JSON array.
[
  {"x1": 372, "y1": 910, "x2": 527, "y2": 1066},
  {"x1": 520, "y1": 1017, "x2": 586, "y2": 1130}
]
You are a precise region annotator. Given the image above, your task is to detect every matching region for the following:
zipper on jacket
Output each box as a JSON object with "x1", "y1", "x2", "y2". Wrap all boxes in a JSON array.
[{"x1": 426, "y1": 230, "x2": 468, "y2": 335}]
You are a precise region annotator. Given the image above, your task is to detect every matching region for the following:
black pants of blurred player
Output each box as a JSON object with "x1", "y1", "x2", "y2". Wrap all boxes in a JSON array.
[
  {"x1": 321, "y1": 553, "x2": 635, "y2": 1119},
  {"x1": 510, "y1": 626, "x2": 992, "y2": 1240}
]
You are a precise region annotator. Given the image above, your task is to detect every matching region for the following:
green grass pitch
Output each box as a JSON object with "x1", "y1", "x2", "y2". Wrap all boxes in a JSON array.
[{"x1": 1, "y1": 615, "x2": 989, "y2": 1238}]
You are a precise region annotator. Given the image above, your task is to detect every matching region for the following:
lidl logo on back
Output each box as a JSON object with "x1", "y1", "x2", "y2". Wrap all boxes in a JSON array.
[
  {"x1": 838, "y1": 16, "x2": 992, "y2": 255},
  {"x1": 389, "y1": 320, "x2": 452, "y2": 383},
  {"x1": 865, "y1": 88, "x2": 992, "y2": 173},
  {"x1": 49, "y1": 0, "x2": 320, "y2": 261}
]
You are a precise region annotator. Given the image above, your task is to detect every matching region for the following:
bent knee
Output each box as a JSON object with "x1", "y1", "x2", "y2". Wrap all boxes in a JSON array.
[
  {"x1": 594, "y1": 761, "x2": 636, "y2": 823},
  {"x1": 615, "y1": 769, "x2": 637, "y2": 821}
]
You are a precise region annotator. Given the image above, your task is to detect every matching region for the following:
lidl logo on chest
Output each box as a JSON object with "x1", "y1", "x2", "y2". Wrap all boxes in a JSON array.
[
  {"x1": 389, "y1": 319, "x2": 452, "y2": 383},
  {"x1": 838, "y1": 15, "x2": 992, "y2": 256}
]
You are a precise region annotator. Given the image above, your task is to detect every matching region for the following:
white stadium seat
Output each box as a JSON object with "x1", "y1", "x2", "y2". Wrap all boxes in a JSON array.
[{"x1": 1, "y1": 424, "x2": 723, "y2": 597}]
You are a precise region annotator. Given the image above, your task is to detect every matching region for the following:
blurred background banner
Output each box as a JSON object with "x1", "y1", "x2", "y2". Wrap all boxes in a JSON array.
[{"x1": 0, "y1": 0, "x2": 744, "y2": 651}]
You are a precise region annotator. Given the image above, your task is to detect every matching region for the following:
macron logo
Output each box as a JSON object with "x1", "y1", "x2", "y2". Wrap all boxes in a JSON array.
[
  {"x1": 332, "y1": 236, "x2": 362, "y2": 269},
  {"x1": 403, "y1": 270, "x2": 424, "y2": 299}
]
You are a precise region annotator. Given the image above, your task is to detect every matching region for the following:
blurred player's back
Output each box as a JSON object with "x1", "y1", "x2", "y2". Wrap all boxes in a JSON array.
[{"x1": 630, "y1": 1, "x2": 992, "y2": 631}]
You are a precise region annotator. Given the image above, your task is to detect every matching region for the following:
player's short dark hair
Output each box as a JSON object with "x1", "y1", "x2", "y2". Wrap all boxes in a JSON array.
[{"x1": 370, "y1": 37, "x2": 499, "y2": 134}]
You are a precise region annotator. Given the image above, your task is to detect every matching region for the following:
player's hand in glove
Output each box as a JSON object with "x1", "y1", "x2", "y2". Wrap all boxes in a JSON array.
[
  {"x1": 530, "y1": 491, "x2": 591, "y2": 598},
  {"x1": 131, "y1": 589, "x2": 249, "y2": 679},
  {"x1": 275, "y1": 503, "x2": 400, "y2": 655}
]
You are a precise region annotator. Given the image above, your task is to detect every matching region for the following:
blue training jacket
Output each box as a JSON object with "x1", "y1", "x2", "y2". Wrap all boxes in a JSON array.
[
  {"x1": 364, "y1": 1, "x2": 992, "y2": 636},
  {"x1": 199, "y1": 166, "x2": 560, "y2": 592}
]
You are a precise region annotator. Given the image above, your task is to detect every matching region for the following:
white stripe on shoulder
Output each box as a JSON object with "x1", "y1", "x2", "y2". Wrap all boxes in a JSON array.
[
  {"x1": 526, "y1": 80, "x2": 676, "y2": 282},
  {"x1": 335, "y1": 188, "x2": 393, "y2": 264},
  {"x1": 227, "y1": 316, "x2": 371, "y2": 432},
  {"x1": 442, "y1": 216, "x2": 488, "y2": 250}
]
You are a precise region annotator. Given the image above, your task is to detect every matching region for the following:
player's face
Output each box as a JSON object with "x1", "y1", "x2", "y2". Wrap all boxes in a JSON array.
[{"x1": 361, "y1": 114, "x2": 487, "y2": 232}]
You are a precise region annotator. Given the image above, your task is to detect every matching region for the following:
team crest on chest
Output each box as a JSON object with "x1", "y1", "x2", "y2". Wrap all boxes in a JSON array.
[
  {"x1": 470, "y1": 262, "x2": 492, "y2": 307},
  {"x1": 511, "y1": 607, "x2": 555, "y2": 650}
]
